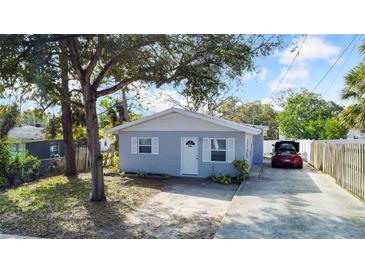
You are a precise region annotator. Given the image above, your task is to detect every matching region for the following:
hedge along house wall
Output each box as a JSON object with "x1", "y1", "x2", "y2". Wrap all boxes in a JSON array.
[{"x1": 307, "y1": 139, "x2": 365, "y2": 200}]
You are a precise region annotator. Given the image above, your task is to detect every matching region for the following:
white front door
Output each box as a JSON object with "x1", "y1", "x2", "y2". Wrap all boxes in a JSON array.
[{"x1": 181, "y1": 137, "x2": 199, "y2": 175}]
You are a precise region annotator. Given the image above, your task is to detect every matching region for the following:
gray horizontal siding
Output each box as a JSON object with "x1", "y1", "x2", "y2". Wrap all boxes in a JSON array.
[{"x1": 118, "y1": 131, "x2": 247, "y2": 177}]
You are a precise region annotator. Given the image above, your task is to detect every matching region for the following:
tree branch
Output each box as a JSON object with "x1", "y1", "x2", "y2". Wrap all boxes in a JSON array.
[
  {"x1": 91, "y1": 35, "x2": 164, "y2": 91},
  {"x1": 96, "y1": 78, "x2": 137, "y2": 98},
  {"x1": 67, "y1": 38, "x2": 84, "y2": 80},
  {"x1": 85, "y1": 35, "x2": 104, "y2": 81}
]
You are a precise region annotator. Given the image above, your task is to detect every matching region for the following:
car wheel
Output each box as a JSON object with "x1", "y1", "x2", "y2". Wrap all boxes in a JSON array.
[{"x1": 297, "y1": 164, "x2": 303, "y2": 169}]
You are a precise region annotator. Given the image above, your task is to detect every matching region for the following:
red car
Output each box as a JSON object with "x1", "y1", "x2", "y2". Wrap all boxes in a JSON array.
[{"x1": 271, "y1": 141, "x2": 303, "y2": 169}]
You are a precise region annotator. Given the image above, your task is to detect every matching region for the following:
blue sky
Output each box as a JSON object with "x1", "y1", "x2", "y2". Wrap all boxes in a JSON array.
[
  {"x1": 137, "y1": 34, "x2": 364, "y2": 113},
  {"x1": 234, "y1": 34, "x2": 363, "y2": 106},
  {"x1": 1, "y1": 34, "x2": 363, "y2": 114}
]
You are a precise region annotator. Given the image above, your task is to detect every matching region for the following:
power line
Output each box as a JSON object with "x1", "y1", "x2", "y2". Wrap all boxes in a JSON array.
[
  {"x1": 312, "y1": 34, "x2": 358, "y2": 92},
  {"x1": 322, "y1": 35, "x2": 361, "y2": 96},
  {"x1": 273, "y1": 35, "x2": 307, "y2": 93}
]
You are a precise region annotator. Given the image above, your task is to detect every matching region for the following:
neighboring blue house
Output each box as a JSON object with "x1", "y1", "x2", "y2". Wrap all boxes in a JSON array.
[
  {"x1": 8, "y1": 125, "x2": 65, "y2": 160},
  {"x1": 106, "y1": 107, "x2": 263, "y2": 177}
]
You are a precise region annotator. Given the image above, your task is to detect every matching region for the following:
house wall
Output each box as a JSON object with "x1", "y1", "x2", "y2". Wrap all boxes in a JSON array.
[
  {"x1": 118, "y1": 131, "x2": 247, "y2": 177},
  {"x1": 25, "y1": 140, "x2": 65, "y2": 160},
  {"x1": 253, "y1": 134, "x2": 264, "y2": 164}
]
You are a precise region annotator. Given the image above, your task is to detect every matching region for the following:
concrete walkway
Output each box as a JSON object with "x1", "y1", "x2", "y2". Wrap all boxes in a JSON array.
[
  {"x1": 215, "y1": 160, "x2": 365, "y2": 239},
  {"x1": 0, "y1": 234, "x2": 37, "y2": 239},
  {"x1": 124, "y1": 177, "x2": 238, "y2": 238}
]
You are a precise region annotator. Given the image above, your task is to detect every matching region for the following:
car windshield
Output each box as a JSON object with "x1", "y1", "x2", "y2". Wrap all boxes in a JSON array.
[
  {"x1": 278, "y1": 143, "x2": 296, "y2": 151},
  {"x1": 278, "y1": 149, "x2": 297, "y2": 155},
  {"x1": 277, "y1": 143, "x2": 297, "y2": 154}
]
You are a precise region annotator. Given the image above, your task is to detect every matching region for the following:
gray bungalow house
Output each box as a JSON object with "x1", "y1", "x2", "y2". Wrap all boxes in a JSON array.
[{"x1": 106, "y1": 107, "x2": 263, "y2": 177}]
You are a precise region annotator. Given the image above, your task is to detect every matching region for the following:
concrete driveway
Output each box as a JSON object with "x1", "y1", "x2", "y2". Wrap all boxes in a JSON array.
[
  {"x1": 124, "y1": 177, "x2": 239, "y2": 238},
  {"x1": 215, "y1": 160, "x2": 365, "y2": 239}
]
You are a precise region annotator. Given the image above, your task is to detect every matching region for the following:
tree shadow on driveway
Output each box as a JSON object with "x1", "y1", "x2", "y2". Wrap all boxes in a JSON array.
[{"x1": 215, "y1": 161, "x2": 365, "y2": 239}]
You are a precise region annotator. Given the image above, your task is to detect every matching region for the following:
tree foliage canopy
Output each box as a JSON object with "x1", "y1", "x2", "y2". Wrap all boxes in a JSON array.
[
  {"x1": 0, "y1": 104, "x2": 19, "y2": 140},
  {"x1": 218, "y1": 97, "x2": 279, "y2": 139},
  {"x1": 278, "y1": 90, "x2": 347, "y2": 140},
  {"x1": 321, "y1": 117, "x2": 349, "y2": 140},
  {"x1": 340, "y1": 42, "x2": 365, "y2": 131}
]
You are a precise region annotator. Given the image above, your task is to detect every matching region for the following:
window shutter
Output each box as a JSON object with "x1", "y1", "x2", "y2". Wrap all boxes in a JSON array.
[
  {"x1": 227, "y1": 138, "x2": 235, "y2": 162},
  {"x1": 202, "y1": 138, "x2": 210, "y2": 162},
  {"x1": 131, "y1": 137, "x2": 137, "y2": 154},
  {"x1": 152, "y1": 137, "x2": 159, "y2": 155}
]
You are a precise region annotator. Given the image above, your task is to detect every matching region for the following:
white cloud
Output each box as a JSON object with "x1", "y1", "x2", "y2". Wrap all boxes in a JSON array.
[
  {"x1": 258, "y1": 67, "x2": 269, "y2": 81},
  {"x1": 268, "y1": 63, "x2": 309, "y2": 92},
  {"x1": 268, "y1": 78, "x2": 294, "y2": 92},
  {"x1": 268, "y1": 35, "x2": 339, "y2": 92},
  {"x1": 261, "y1": 97, "x2": 282, "y2": 111},
  {"x1": 131, "y1": 86, "x2": 186, "y2": 113},
  {"x1": 242, "y1": 72, "x2": 255, "y2": 81},
  {"x1": 278, "y1": 35, "x2": 341, "y2": 65},
  {"x1": 268, "y1": 63, "x2": 310, "y2": 91},
  {"x1": 283, "y1": 63, "x2": 309, "y2": 81},
  {"x1": 261, "y1": 97, "x2": 274, "y2": 105},
  {"x1": 242, "y1": 67, "x2": 269, "y2": 82}
]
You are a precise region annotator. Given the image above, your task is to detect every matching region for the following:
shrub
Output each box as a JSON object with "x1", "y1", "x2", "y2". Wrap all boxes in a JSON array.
[
  {"x1": 209, "y1": 174, "x2": 232, "y2": 185},
  {"x1": 112, "y1": 155, "x2": 119, "y2": 173},
  {"x1": 0, "y1": 176, "x2": 7, "y2": 188},
  {"x1": 7, "y1": 151, "x2": 41, "y2": 184},
  {"x1": 138, "y1": 171, "x2": 148, "y2": 178},
  {"x1": 232, "y1": 159, "x2": 249, "y2": 181},
  {"x1": 209, "y1": 160, "x2": 250, "y2": 185},
  {"x1": 46, "y1": 158, "x2": 64, "y2": 176},
  {"x1": 0, "y1": 143, "x2": 11, "y2": 185}
]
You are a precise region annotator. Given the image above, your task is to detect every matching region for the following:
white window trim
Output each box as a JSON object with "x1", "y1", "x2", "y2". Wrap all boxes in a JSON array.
[
  {"x1": 137, "y1": 137, "x2": 153, "y2": 155},
  {"x1": 210, "y1": 138, "x2": 228, "y2": 163}
]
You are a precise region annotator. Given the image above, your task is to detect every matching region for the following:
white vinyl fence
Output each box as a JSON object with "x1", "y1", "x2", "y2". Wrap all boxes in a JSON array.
[
  {"x1": 263, "y1": 140, "x2": 278, "y2": 154},
  {"x1": 264, "y1": 139, "x2": 312, "y2": 160},
  {"x1": 298, "y1": 139, "x2": 312, "y2": 161}
]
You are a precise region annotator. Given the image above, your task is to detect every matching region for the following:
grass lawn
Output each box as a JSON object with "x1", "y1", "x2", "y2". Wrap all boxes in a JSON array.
[{"x1": 0, "y1": 171, "x2": 165, "y2": 238}]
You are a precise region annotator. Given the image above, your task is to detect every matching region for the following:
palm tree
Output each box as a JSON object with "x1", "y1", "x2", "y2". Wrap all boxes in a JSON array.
[{"x1": 340, "y1": 44, "x2": 365, "y2": 131}]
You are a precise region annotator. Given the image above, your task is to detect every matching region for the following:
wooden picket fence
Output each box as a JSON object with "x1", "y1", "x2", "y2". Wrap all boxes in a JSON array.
[
  {"x1": 75, "y1": 146, "x2": 90, "y2": 172},
  {"x1": 75, "y1": 145, "x2": 115, "y2": 172},
  {"x1": 308, "y1": 140, "x2": 365, "y2": 200}
]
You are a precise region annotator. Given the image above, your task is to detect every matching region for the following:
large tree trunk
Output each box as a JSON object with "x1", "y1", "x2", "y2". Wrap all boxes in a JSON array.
[
  {"x1": 60, "y1": 43, "x2": 77, "y2": 177},
  {"x1": 61, "y1": 102, "x2": 77, "y2": 176},
  {"x1": 122, "y1": 89, "x2": 130, "y2": 122},
  {"x1": 84, "y1": 91, "x2": 106, "y2": 202}
]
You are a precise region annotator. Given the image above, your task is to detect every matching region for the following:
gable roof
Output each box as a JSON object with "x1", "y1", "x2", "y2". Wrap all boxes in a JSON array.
[
  {"x1": 106, "y1": 107, "x2": 262, "y2": 135},
  {"x1": 8, "y1": 125, "x2": 46, "y2": 142}
]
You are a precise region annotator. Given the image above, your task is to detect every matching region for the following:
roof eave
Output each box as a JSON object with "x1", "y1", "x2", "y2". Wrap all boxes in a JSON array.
[{"x1": 105, "y1": 107, "x2": 262, "y2": 135}]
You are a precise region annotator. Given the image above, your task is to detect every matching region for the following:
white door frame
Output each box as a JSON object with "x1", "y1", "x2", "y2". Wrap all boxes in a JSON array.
[{"x1": 180, "y1": 137, "x2": 199, "y2": 176}]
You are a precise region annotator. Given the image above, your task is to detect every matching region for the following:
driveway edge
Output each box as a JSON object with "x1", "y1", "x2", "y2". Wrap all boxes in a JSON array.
[{"x1": 214, "y1": 163, "x2": 263, "y2": 239}]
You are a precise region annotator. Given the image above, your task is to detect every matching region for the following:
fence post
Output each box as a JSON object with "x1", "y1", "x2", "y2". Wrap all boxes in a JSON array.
[{"x1": 307, "y1": 140, "x2": 365, "y2": 200}]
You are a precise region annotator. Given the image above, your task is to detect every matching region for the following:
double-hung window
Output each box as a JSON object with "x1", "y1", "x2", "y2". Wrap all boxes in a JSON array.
[
  {"x1": 138, "y1": 137, "x2": 152, "y2": 154},
  {"x1": 210, "y1": 138, "x2": 227, "y2": 162}
]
